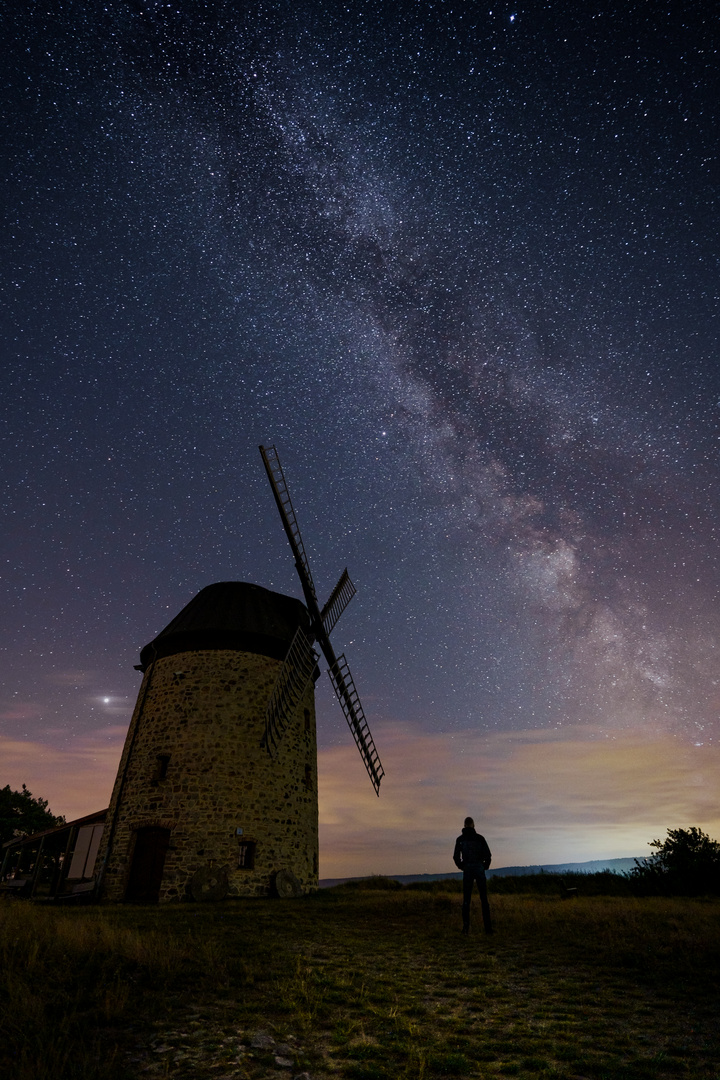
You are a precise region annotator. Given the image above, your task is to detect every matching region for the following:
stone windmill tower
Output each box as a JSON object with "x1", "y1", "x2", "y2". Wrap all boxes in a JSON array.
[{"x1": 96, "y1": 446, "x2": 383, "y2": 903}]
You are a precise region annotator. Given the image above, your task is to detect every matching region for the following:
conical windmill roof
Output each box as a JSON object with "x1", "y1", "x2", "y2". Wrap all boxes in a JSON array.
[{"x1": 138, "y1": 582, "x2": 309, "y2": 670}]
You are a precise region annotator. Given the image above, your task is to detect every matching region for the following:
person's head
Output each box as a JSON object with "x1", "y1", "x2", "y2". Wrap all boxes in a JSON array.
[{"x1": 464, "y1": 816, "x2": 474, "y2": 829}]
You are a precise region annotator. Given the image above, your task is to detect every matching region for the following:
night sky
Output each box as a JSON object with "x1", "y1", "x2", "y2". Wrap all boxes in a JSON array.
[{"x1": 2, "y1": 1, "x2": 718, "y2": 876}]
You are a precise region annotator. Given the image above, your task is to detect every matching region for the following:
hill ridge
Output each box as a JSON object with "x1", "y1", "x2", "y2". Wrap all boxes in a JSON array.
[{"x1": 319, "y1": 857, "x2": 641, "y2": 889}]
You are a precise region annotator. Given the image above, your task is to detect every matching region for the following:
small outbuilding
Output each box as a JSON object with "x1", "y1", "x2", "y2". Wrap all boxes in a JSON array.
[{"x1": 0, "y1": 809, "x2": 107, "y2": 901}]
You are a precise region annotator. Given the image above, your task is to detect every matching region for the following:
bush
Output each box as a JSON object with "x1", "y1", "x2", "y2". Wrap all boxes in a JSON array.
[
  {"x1": 488, "y1": 871, "x2": 634, "y2": 896},
  {"x1": 628, "y1": 827, "x2": 720, "y2": 895},
  {"x1": 0, "y1": 784, "x2": 65, "y2": 845},
  {"x1": 335, "y1": 875, "x2": 404, "y2": 891}
]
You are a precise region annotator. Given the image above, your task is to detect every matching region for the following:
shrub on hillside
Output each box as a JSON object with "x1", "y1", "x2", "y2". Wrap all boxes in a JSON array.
[
  {"x1": 336, "y1": 875, "x2": 404, "y2": 891},
  {"x1": 405, "y1": 878, "x2": 463, "y2": 893},
  {"x1": 0, "y1": 784, "x2": 65, "y2": 845},
  {"x1": 388, "y1": 873, "x2": 634, "y2": 896},
  {"x1": 488, "y1": 871, "x2": 634, "y2": 896},
  {"x1": 628, "y1": 827, "x2": 720, "y2": 895}
]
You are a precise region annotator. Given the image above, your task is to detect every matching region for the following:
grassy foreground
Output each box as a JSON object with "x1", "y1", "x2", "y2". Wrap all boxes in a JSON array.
[{"x1": 1, "y1": 885, "x2": 719, "y2": 1080}]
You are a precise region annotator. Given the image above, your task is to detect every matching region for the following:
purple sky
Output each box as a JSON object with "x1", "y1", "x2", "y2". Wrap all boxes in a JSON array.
[{"x1": 2, "y1": 1, "x2": 719, "y2": 874}]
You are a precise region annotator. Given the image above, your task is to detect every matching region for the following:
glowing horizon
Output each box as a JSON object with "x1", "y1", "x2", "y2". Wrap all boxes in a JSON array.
[{"x1": 3, "y1": 721, "x2": 718, "y2": 880}]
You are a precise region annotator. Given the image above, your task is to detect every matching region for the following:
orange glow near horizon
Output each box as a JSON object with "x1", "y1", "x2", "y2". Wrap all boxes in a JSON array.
[{"x1": 2, "y1": 723, "x2": 718, "y2": 880}]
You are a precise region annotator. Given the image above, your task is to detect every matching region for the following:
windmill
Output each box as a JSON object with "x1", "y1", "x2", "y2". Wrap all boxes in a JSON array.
[{"x1": 259, "y1": 445, "x2": 384, "y2": 795}]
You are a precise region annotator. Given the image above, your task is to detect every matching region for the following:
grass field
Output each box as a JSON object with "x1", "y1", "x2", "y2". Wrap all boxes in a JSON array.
[{"x1": 1, "y1": 881, "x2": 719, "y2": 1080}]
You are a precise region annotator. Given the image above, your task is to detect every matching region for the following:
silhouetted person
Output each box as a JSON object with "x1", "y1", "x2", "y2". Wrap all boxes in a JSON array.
[{"x1": 453, "y1": 816, "x2": 493, "y2": 934}]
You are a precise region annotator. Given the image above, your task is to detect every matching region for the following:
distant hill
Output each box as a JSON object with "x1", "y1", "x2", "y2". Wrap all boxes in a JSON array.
[{"x1": 319, "y1": 857, "x2": 641, "y2": 889}]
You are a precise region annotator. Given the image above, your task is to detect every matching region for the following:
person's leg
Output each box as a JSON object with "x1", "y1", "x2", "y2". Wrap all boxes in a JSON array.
[
  {"x1": 461, "y1": 870, "x2": 472, "y2": 932},
  {"x1": 476, "y1": 871, "x2": 493, "y2": 934}
]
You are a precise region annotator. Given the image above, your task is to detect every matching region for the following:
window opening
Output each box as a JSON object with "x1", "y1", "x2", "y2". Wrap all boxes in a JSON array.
[
  {"x1": 67, "y1": 824, "x2": 104, "y2": 880},
  {"x1": 152, "y1": 754, "x2": 171, "y2": 783},
  {"x1": 237, "y1": 841, "x2": 256, "y2": 870}
]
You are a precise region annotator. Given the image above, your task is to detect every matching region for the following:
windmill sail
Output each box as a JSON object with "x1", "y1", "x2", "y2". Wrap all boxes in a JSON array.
[
  {"x1": 328, "y1": 654, "x2": 385, "y2": 795},
  {"x1": 259, "y1": 444, "x2": 318, "y2": 606},
  {"x1": 262, "y1": 625, "x2": 318, "y2": 755},
  {"x1": 320, "y1": 568, "x2": 356, "y2": 636},
  {"x1": 259, "y1": 443, "x2": 384, "y2": 794}
]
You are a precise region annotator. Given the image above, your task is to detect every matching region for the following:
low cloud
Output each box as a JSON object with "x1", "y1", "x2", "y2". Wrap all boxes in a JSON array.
[
  {"x1": 43, "y1": 669, "x2": 102, "y2": 687},
  {"x1": 3, "y1": 722, "x2": 717, "y2": 882},
  {"x1": 318, "y1": 723, "x2": 720, "y2": 878},
  {"x1": 0, "y1": 703, "x2": 42, "y2": 722},
  {"x1": 0, "y1": 729, "x2": 124, "y2": 821}
]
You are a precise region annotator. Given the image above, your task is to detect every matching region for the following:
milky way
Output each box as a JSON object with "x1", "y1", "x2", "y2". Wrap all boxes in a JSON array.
[{"x1": 1, "y1": 1, "x2": 718, "y2": 779}]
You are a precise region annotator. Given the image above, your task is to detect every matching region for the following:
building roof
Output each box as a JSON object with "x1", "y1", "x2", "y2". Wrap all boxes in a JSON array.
[
  {"x1": 138, "y1": 581, "x2": 310, "y2": 669},
  {"x1": 1, "y1": 808, "x2": 108, "y2": 850}
]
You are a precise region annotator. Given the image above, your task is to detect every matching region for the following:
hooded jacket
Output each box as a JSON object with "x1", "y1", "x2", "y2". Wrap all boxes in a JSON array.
[{"x1": 453, "y1": 827, "x2": 492, "y2": 872}]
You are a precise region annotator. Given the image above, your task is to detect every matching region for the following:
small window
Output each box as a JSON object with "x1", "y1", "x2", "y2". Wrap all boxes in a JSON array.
[
  {"x1": 67, "y1": 824, "x2": 105, "y2": 881},
  {"x1": 152, "y1": 754, "x2": 171, "y2": 783},
  {"x1": 304, "y1": 764, "x2": 313, "y2": 790},
  {"x1": 238, "y1": 841, "x2": 256, "y2": 870},
  {"x1": 303, "y1": 708, "x2": 311, "y2": 732}
]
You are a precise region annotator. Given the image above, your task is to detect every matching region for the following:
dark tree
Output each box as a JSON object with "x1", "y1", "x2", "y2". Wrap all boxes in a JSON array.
[
  {"x1": 0, "y1": 784, "x2": 65, "y2": 846},
  {"x1": 630, "y1": 827, "x2": 720, "y2": 895}
]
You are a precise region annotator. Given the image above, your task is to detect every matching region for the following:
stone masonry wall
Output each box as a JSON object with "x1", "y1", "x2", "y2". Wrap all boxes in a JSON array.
[{"x1": 97, "y1": 648, "x2": 318, "y2": 902}]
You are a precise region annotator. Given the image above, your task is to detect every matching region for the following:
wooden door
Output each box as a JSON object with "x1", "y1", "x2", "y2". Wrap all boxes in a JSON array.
[{"x1": 124, "y1": 827, "x2": 170, "y2": 903}]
